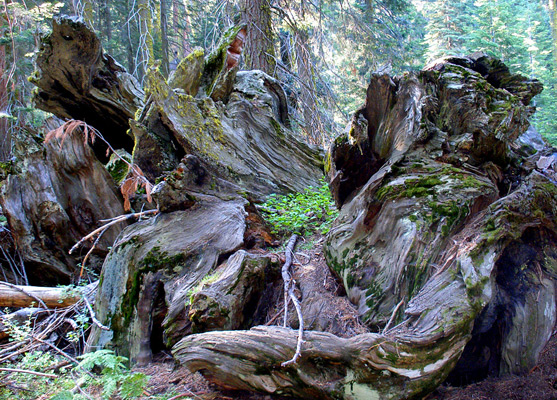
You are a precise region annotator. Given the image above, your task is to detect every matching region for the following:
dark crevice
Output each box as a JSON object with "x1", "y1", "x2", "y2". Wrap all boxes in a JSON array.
[
  {"x1": 150, "y1": 280, "x2": 169, "y2": 354},
  {"x1": 446, "y1": 228, "x2": 549, "y2": 386}
]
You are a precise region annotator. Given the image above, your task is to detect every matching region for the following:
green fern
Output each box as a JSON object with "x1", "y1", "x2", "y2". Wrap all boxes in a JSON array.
[{"x1": 77, "y1": 349, "x2": 149, "y2": 399}]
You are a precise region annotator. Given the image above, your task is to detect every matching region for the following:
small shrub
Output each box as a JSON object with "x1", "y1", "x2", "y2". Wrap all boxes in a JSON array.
[{"x1": 260, "y1": 179, "x2": 339, "y2": 236}]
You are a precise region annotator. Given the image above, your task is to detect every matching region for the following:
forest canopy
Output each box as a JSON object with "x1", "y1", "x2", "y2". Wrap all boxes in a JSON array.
[{"x1": 1, "y1": 0, "x2": 557, "y2": 160}]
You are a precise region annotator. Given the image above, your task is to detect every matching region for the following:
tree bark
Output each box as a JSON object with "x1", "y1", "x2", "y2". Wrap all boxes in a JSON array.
[
  {"x1": 295, "y1": 28, "x2": 321, "y2": 144},
  {"x1": 0, "y1": 125, "x2": 126, "y2": 283},
  {"x1": 241, "y1": 0, "x2": 276, "y2": 75},
  {"x1": 160, "y1": 0, "x2": 170, "y2": 77},
  {"x1": 549, "y1": 0, "x2": 557, "y2": 64},
  {"x1": 0, "y1": 44, "x2": 9, "y2": 161}
]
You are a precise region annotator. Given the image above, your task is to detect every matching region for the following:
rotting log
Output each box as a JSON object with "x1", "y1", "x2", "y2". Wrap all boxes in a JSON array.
[
  {"x1": 84, "y1": 24, "x2": 323, "y2": 366},
  {"x1": 173, "y1": 54, "x2": 557, "y2": 399}
]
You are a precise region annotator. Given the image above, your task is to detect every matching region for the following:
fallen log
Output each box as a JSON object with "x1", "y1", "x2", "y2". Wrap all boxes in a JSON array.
[{"x1": 0, "y1": 281, "x2": 97, "y2": 308}]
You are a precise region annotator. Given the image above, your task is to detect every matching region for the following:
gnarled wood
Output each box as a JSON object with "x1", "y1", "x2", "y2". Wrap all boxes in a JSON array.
[
  {"x1": 173, "y1": 55, "x2": 557, "y2": 399},
  {"x1": 0, "y1": 128, "x2": 126, "y2": 283},
  {"x1": 30, "y1": 15, "x2": 143, "y2": 155}
]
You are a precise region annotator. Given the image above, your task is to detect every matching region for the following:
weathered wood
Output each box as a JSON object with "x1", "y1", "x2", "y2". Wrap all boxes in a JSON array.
[
  {"x1": 0, "y1": 284, "x2": 81, "y2": 308},
  {"x1": 0, "y1": 127, "x2": 126, "y2": 283},
  {"x1": 30, "y1": 15, "x2": 143, "y2": 155},
  {"x1": 86, "y1": 197, "x2": 249, "y2": 364},
  {"x1": 173, "y1": 55, "x2": 557, "y2": 399}
]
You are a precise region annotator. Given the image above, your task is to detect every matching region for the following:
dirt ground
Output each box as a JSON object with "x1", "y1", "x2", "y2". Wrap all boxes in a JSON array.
[{"x1": 135, "y1": 240, "x2": 557, "y2": 400}]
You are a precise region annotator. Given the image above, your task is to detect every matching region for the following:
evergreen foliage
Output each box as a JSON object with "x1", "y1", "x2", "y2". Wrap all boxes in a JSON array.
[{"x1": 1, "y1": 0, "x2": 555, "y2": 148}]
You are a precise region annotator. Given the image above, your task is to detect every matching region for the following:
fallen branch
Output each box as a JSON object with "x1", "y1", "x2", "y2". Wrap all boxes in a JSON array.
[
  {"x1": 83, "y1": 295, "x2": 109, "y2": 331},
  {"x1": 0, "y1": 367, "x2": 57, "y2": 378},
  {"x1": 282, "y1": 234, "x2": 298, "y2": 327},
  {"x1": 0, "y1": 281, "x2": 98, "y2": 309},
  {"x1": 69, "y1": 209, "x2": 158, "y2": 255},
  {"x1": 280, "y1": 234, "x2": 304, "y2": 367},
  {"x1": 383, "y1": 299, "x2": 405, "y2": 334},
  {"x1": 31, "y1": 335, "x2": 95, "y2": 378}
]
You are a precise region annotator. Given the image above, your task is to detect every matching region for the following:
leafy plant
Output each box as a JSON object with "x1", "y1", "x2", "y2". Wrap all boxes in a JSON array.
[
  {"x1": 260, "y1": 180, "x2": 339, "y2": 236},
  {"x1": 76, "y1": 349, "x2": 149, "y2": 399}
]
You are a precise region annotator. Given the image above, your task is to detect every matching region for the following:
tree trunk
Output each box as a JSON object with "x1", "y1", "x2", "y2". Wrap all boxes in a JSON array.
[
  {"x1": 549, "y1": 0, "x2": 557, "y2": 64},
  {"x1": 160, "y1": 0, "x2": 170, "y2": 77},
  {"x1": 0, "y1": 44, "x2": 10, "y2": 161},
  {"x1": 295, "y1": 28, "x2": 322, "y2": 144},
  {"x1": 0, "y1": 125, "x2": 127, "y2": 283},
  {"x1": 125, "y1": 0, "x2": 136, "y2": 74},
  {"x1": 240, "y1": 0, "x2": 276, "y2": 75},
  {"x1": 101, "y1": 0, "x2": 111, "y2": 44}
]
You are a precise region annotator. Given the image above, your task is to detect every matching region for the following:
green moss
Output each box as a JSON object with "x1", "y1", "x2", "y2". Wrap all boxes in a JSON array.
[
  {"x1": 376, "y1": 175, "x2": 443, "y2": 201},
  {"x1": 105, "y1": 150, "x2": 132, "y2": 185},
  {"x1": 364, "y1": 280, "x2": 384, "y2": 310},
  {"x1": 120, "y1": 247, "x2": 186, "y2": 329}
]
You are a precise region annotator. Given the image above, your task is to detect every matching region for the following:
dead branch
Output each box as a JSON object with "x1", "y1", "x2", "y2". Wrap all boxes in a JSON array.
[
  {"x1": 280, "y1": 234, "x2": 304, "y2": 367},
  {"x1": 83, "y1": 295, "x2": 109, "y2": 331},
  {"x1": 0, "y1": 367, "x2": 57, "y2": 378},
  {"x1": 383, "y1": 299, "x2": 404, "y2": 334},
  {"x1": 31, "y1": 335, "x2": 95, "y2": 378},
  {"x1": 69, "y1": 209, "x2": 158, "y2": 255}
]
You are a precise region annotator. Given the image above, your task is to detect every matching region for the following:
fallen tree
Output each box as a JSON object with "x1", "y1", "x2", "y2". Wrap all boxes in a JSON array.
[
  {"x1": 172, "y1": 55, "x2": 557, "y2": 399},
  {"x1": 2, "y1": 16, "x2": 554, "y2": 400}
]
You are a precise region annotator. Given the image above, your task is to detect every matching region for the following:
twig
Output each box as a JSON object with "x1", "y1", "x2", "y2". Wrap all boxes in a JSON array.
[
  {"x1": 31, "y1": 335, "x2": 95, "y2": 378},
  {"x1": 83, "y1": 295, "x2": 109, "y2": 331},
  {"x1": 0, "y1": 368, "x2": 57, "y2": 378},
  {"x1": 79, "y1": 226, "x2": 109, "y2": 278},
  {"x1": 264, "y1": 308, "x2": 284, "y2": 326},
  {"x1": 0, "y1": 281, "x2": 48, "y2": 310},
  {"x1": 69, "y1": 209, "x2": 158, "y2": 254},
  {"x1": 45, "y1": 360, "x2": 71, "y2": 372},
  {"x1": 383, "y1": 299, "x2": 405, "y2": 335},
  {"x1": 280, "y1": 234, "x2": 305, "y2": 367}
]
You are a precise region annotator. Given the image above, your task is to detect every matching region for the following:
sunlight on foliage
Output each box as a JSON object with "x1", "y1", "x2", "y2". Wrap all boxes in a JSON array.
[{"x1": 260, "y1": 179, "x2": 338, "y2": 236}]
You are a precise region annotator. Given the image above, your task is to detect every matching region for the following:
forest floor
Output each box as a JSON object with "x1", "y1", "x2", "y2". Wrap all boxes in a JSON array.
[{"x1": 133, "y1": 236, "x2": 557, "y2": 400}]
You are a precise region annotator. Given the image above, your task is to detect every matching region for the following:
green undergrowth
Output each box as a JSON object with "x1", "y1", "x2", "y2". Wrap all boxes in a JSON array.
[
  {"x1": 260, "y1": 179, "x2": 339, "y2": 237},
  {"x1": 0, "y1": 348, "x2": 169, "y2": 400}
]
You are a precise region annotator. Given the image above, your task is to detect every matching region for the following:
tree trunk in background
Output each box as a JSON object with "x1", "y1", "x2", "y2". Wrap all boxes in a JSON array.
[
  {"x1": 295, "y1": 29, "x2": 321, "y2": 144},
  {"x1": 0, "y1": 44, "x2": 10, "y2": 161},
  {"x1": 101, "y1": 0, "x2": 112, "y2": 44},
  {"x1": 137, "y1": 0, "x2": 154, "y2": 82},
  {"x1": 182, "y1": 0, "x2": 193, "y2": 56},
  {"x1": 549, "y1": 0, "x2": 557, "y2": 64},
  {"x1": 160, "y1": 0, "x2": 170, "y2": 76},
  {"x1": 125, "y1": 0, "x2": 136, "y2": 75},
  {"x1": 241, "y1": 0, "x2": 276, "y2": 75}
]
